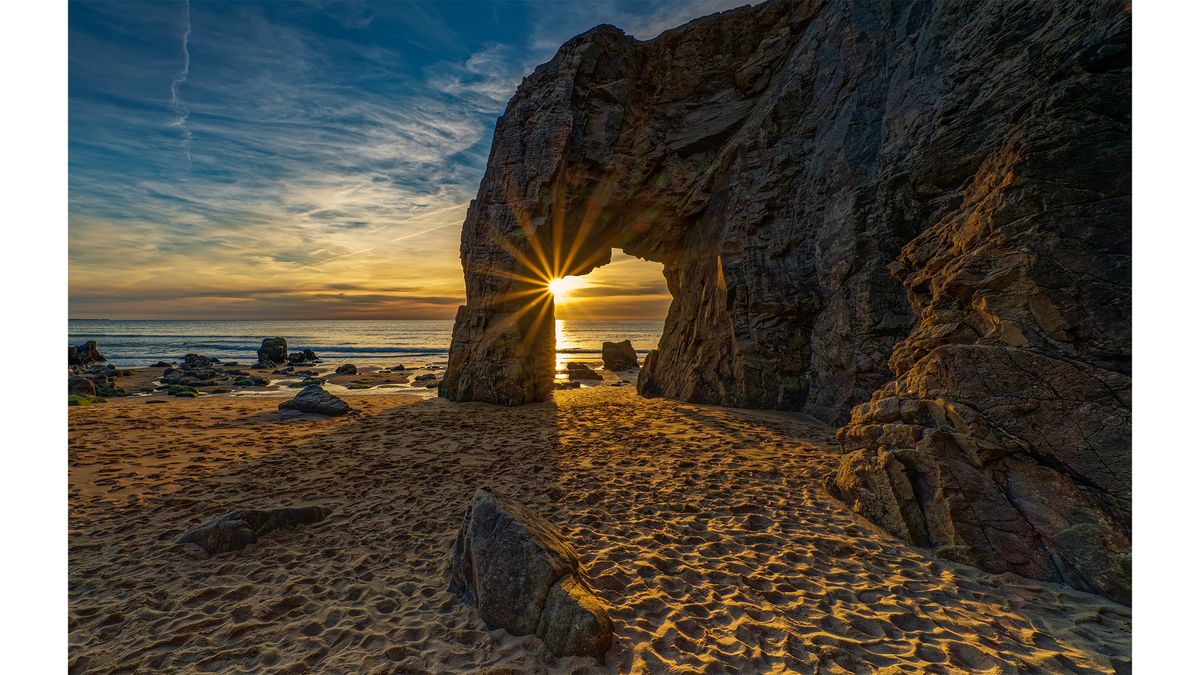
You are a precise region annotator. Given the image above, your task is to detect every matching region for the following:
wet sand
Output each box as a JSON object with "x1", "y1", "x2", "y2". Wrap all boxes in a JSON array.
[{"x1": 68, "y1": 375, "x2": 1131, "y2": 673}]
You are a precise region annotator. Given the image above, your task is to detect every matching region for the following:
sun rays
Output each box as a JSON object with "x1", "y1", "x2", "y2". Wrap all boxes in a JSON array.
[{"x1": 547, "y1": 276, "x2": 586, "y2": 303}]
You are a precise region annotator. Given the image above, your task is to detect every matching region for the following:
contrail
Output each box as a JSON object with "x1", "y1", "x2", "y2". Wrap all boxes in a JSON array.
[{"x1": 170, "y1": 0, "x2": 192, "y2": 167}]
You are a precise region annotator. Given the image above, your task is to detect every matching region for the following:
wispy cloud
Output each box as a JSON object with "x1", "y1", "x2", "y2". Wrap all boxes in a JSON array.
[
  {"x1": 168, "y1": 0, "x2": 192, "y2": 167},
  {"x1": 68, "y1": 1, "x2": 740, "y2": 319}
]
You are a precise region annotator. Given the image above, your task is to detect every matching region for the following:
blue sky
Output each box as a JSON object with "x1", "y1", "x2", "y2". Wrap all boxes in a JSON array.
[{"x1": 68, "y1": 0, "x2": 751, "y2": 319}]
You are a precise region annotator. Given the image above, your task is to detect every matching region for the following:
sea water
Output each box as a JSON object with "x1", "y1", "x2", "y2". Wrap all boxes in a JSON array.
[{"x1": 67, "y1": 319, "x2": 664, "y2": 368}]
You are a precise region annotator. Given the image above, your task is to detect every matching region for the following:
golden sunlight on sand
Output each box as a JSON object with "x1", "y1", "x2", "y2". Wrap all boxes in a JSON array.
[{"x1": 68, "y1": 381, "x2": 1130, "y2": 672}]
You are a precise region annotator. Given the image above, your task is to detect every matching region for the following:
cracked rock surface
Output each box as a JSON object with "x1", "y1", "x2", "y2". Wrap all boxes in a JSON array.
[{"x1": 448, "y1": 486, "x2": 613, "y2": 661}]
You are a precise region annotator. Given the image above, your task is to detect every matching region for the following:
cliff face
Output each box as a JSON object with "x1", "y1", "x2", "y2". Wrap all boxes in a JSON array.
[{"x1": 442, "y1": 0, "x2": 1131, "y2": 602}]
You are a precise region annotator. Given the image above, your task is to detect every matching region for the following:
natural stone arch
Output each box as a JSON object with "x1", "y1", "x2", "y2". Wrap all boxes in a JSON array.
[{"x1": 441, "y1": 0, "x2": 1131, "y2": 604}]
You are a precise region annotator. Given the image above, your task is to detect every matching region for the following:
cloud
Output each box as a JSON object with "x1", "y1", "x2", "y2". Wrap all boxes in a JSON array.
[{"x1": 69, "y1": 1, "x2": 738, "y2": 320}]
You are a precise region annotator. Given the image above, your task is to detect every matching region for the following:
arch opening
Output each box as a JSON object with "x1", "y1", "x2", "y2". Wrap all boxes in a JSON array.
[{"x1": 544, "y1": 249, "x2": 669, "y2": 383}]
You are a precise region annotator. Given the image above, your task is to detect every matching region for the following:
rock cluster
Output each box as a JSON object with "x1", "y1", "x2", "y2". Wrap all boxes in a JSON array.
[
  {"x1": 448, "y1": 487, "x2": 612, "y2": 661},
  {"x1": 601, "y1": 341, "x2": 638, "y2": 371},
  {"x1": 69, "y1": 362, "x2": 131, "y2": 397},
  {"x1": 440, "y1": 0, "x2": 1131, "y2": 601},
  {"x1": 176, "y1": 506, "x2": 331, "y2": 555}
]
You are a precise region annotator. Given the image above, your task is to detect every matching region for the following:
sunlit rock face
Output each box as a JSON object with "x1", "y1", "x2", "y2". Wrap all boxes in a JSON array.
[{"x1": 442, "y1": 0, "x2": 1130, "y2": 600}]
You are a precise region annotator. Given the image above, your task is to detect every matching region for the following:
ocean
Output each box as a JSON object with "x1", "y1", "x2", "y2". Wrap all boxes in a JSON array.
[{"x1": 67, "y1": 319, "x2": 664, "y2": 368}]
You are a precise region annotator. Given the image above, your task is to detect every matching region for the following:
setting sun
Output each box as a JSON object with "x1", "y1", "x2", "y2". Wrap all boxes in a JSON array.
[{"x1": 547, "y1": 276, "x2": 585, "y2": 303}]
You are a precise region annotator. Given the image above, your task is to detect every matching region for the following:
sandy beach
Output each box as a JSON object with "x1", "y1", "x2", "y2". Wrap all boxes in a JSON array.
[{"x1": 68, "y1": 371, "x2": 1131, "y2": 673}]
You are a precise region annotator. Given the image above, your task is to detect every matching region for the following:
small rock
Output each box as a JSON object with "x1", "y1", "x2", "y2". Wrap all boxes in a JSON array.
[
  {"x1": 68, "y1": 375, "x2": 97, "y2": 396},
  {"x1": 566, "y1": 363, "x2": 602, "y2": 381},
  {"x1": 278, "y1": 384, "x2": 351, "y2": 416},
  {"x1": 335, "y1": 364, "x2": 357, "y2": 375},
  {"x1": 176, "y1": 505, "x2": 332, "y2": 555},
  {"x1": 414, "y1": 373, "x2": 436, "y2": 381}
]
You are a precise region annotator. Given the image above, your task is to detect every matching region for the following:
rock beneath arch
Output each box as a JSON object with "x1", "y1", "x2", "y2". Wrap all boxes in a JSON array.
[
  {"x1": 601, "y1": 340, "x2": 638, "y2": 370},
  {"x1": 566, "y1": 363, "x2": 602, "y2": 381},
  {"x1": 448, "y1": 487, "x2": 612, "y2": 661}
]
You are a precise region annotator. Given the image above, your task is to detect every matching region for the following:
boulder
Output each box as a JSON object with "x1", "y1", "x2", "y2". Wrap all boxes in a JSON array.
[
  {"x1": 176, "y1": 505, "x2": 331, "y2": 555},
  {"x1": 68, "y1": 340, "x2": 105, "y2": 367},
  {"x1": 335, "y1": 364, "x2": 357, "y2": 375},
  {"x1": 566, "y1": 363, "x2": 602, "y2": 381},
  {"x1": 257, "y1": 337, "x2": 288, "y2": 366},
  {"x1": 278, "y1": 384, "x2": 351, "y2": 416},
  {"x1": 68, "y1": 376, "x2": 96, "y2": 397},
  {"x1": 414, "y1": 373, "x2": 436, "y2": 382},
  {"x1": 601, "y1": 341, "x2": 639, "y2": 370},
  {"x1": 151, "y1": 361, "x2": 175, "y2": 368},
  {"x1": 448, "y1": 487, "x2": 612, "y2": 661}
]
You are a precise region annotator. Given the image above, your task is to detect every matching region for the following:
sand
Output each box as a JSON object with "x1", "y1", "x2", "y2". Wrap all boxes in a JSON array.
[{"x1": 68, "y1": 373, "x2": 1131, "y2": 673}]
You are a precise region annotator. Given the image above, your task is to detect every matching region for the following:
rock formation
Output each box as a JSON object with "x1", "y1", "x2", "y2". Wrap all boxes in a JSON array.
[
  {"x1": 601, "y1": 340, "x2": 639, "y2": 370},
  {"x1": 448, "y1": 487, "x2": 612, "y2": 661},
  {"x1": 440, "y1": 0, "x2": 1130, "y2": 601},
  {"x1": 176, "y1": 506, "x2": 331, "y2": 555}
]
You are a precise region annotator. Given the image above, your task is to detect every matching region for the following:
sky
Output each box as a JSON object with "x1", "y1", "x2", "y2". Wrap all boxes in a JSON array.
[{"x1": 68, "y1": 0, "x2": 752, "y2": 320}]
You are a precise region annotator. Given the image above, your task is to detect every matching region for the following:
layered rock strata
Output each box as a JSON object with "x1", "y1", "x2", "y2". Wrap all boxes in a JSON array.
[{"x1": 441, "y1": 0, "x2": 1130, "y2": 601}]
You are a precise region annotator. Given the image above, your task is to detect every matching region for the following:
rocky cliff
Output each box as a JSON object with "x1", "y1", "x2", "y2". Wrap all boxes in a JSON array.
[{"x1": 441, "y1": 0, "x2": 1131, "y2": 602}]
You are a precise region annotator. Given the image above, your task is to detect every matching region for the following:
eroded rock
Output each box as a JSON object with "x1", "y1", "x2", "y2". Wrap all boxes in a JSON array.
[
  {"x1": 176, "y1": 506, "x2": 331, "y2": 555},
  {"x1": 448, "y1": 487, "x2": 612, "y2": 661}
]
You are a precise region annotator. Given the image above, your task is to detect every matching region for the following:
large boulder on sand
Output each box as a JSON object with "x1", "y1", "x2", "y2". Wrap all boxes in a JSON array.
[
  {"x1": 176, "y1": 505, "x2": 331, "y2": 555},
  {"x1": 68, "y1": 340, "x2": 105, "y2": 367},
  {"x1": 601, "y1": 340, "x2": 638, "y2": 370},
  {"x1": 448, "y1": 486, "x2": 612, "y2": 661},
  {"x1": 335, "y1": 363, "x2": 357, "y2": 375},
  {"x1": 257, "y1": 337, "x2": 288, "y2": 366},
  {"x1": 278, "y1": 384, "x2": 351, "y2": 416}
]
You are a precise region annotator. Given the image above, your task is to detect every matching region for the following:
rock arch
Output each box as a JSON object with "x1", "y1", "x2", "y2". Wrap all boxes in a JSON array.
[{"x1": 441, "y1": 0, "x2": 1131, "y2": 603}]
